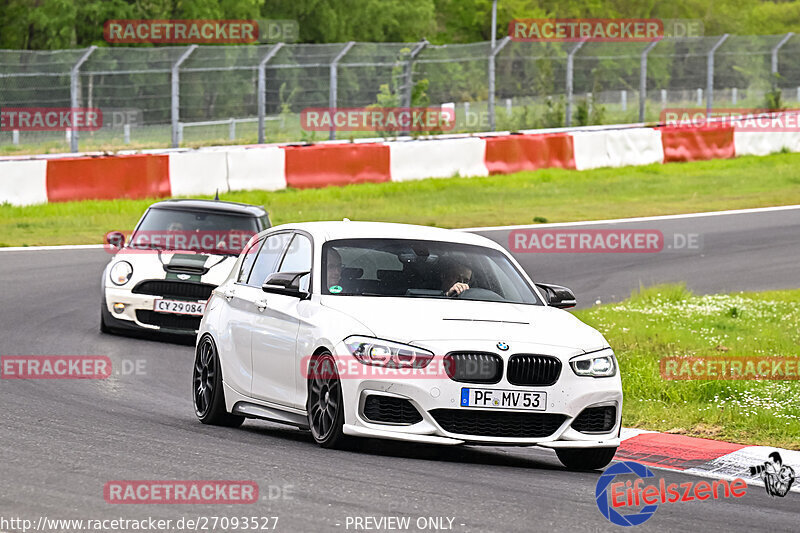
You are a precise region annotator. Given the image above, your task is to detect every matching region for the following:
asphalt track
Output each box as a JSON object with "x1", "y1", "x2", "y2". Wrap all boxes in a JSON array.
[{"x1": 1, "y1": 206, "x2": 799, "y2": 532}]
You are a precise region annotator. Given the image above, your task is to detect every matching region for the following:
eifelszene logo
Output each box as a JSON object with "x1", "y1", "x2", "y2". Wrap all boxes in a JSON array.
[{"x1": 596, "y1": 461, "x2": 747, "y2": 526}]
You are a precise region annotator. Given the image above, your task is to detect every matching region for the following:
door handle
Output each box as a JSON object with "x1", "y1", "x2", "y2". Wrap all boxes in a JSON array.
[
  {"x1": 224, "y1": 289, "x2": 235, "y2": 301},
  {"x1": 255, "y1": 299, "x2": 268, "y2": 312}
]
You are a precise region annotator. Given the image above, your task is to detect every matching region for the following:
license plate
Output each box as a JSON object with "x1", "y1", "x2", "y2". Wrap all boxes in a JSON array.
[
  {"x1": 460, "y1": 388, "x2": 546, "y2": 411},
  {"x1": 153, "y1": 299, "x2": 206, "y2": 316}
]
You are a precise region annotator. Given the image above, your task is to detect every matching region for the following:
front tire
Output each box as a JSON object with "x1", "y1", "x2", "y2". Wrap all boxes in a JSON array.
[
  {"x1": 307, "y1": 353, "x2": 348, "y2": 449},
  {"x1": 556, "y1": 447, "x2": 617, "y2": 471},
  {"x1": 100, "y1": 308, "x2": 111, "y2": 333},
  {"x1": 193, "y1": 335, "x2": 244, "y2": 427}
]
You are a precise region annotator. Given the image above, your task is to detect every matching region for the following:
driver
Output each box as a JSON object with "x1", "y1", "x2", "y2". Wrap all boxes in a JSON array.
[{"x1": 440, "y1": 258, "x2": 473, "y2": 297}]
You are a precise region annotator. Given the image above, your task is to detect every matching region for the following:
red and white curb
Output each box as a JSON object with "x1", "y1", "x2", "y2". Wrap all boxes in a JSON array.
[{"x1": 619, "y1": 428, "x2": 800, "y2": 493}]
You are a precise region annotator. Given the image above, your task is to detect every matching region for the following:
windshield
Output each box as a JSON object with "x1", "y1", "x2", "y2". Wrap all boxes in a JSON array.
[
  {"x1": 322, "y1": 238, "x2": 542, "y2": 305},
  {"x1": 130, "y1": 208, "x2": 258, "y2": 255}
]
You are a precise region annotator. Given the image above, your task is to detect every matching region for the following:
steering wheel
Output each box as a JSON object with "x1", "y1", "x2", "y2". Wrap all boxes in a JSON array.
[{"x1": 454, "y1": 288, "x2": 504, "y2": 301}]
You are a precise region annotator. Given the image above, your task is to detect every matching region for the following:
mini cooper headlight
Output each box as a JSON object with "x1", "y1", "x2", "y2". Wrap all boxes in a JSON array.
[
  {"x1": 570, "y1": 349, "x2": 617, "y2": 377},
  {"x1": 345, "y1": 336, "x2": 434, "y2": 368},
  {"x1": 109, "y1": 261, "x2": 133, "y2": 286}
]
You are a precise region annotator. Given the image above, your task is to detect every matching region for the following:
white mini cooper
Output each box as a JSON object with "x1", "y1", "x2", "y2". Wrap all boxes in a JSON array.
[
  {"x1": 193, "y1": 221, "x2": 622, "y2": 470},
  {"x1": 101, "y1": 199, "x2": 271, "y2": 336}
]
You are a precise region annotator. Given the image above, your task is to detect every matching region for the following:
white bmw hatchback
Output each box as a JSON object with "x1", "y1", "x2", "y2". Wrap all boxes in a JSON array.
[{"x1": 194, "y1": 221, "x2": 622, "y2": 470}]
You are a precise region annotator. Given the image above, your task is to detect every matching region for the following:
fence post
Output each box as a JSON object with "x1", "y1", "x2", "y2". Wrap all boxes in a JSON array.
[
  {"x1": 489, "y1": 36, "x2": 511, "y2": 131},
  {"x1": 401, "y1": 39, "x2": 428, "y2": 136},
  {"x1": 771, "y1": 32, "x2": 794, "y2": 88},
  {"x1": 329, "y1": 41, "x2": 355, "y2": 141},
  {"x1": 706, "y1": 34, "x2": 729, "y2": 114},
  {"x1": 69, "y1": 46, "x2": 96, "y2": 153},
  {"x1": 565, "y1": 41, "x2": 585, "y2": 127},
  {"x1": 257, "y1": 43, "x2": 284, "y2": 144},
  {"x1": 171, "y1": 45, "x2": 197, "y2": 148},
  {"x1": 639, "y1": 40, "x2": 659, "y2": 122}
]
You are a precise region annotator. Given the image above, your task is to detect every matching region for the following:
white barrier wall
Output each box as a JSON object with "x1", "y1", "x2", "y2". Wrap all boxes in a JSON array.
[
  {"x1": 168, "y1": 151, "x2": 230, "y2": 196},
  {"x1": 734, "y1": 131, "x2": 800, "y2": 157},
  {"x1": 388, "y1": 137, "x2": 488, "y2": 181},
  {"x1": 226, "y1": 147, "x2": 287, "y2": 192},
  {"x1": 3, "y1": 122, "x2": 797, "y2": 206},
  {"x1": 572, "y1": 128, "x2": 664, "y2": 170},
  {"x1": 0, "y1": 160, "x2": 48, "y2": 206}
]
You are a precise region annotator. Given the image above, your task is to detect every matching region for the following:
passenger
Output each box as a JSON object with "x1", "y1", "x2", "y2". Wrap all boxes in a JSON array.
[{"x1": 326, "y1": 249, "x2": 345, "y2": 292}]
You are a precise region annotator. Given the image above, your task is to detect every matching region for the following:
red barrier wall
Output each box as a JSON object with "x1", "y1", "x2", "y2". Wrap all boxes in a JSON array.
[
  {"x1": 283, "y1": 143, "x2": 391, "y2": 189},
  {"x1": 660, "y1": 127, "x2": 735, "y2": 162},
  {"x1": 484, "y1": 133, "x2": 575, "y2": 174},
  {"x1": 46, "y1": 154, "x2": 170, "y2": 202}
]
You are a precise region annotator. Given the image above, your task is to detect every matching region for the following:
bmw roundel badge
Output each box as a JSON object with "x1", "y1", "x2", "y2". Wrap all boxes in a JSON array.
[{"x1": 497, "y1": 342, "x2": 509, "y2": 351}]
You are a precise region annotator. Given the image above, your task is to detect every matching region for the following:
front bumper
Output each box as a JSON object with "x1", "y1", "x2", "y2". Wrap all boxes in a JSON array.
[
  {"x1": 334, "y1": 340, "x2": 622, "y2": 448},
  {"x1": 103, "y1": 286, "x2": 205, "y2": 335}
]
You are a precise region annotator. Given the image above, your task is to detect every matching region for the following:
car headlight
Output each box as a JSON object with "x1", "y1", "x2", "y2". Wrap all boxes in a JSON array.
[
  {"x1": 109, "y1": 261, "x2": 133, "y2": 286},
  {"x1": 344, "y1": 336, "x2": 434, "y2": 368},
  {"x1": 570, "y1": 349, "x2": 617, "y2": 377}
]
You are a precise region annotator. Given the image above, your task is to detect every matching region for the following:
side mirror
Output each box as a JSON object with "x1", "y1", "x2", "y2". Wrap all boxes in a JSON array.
[
  {"x1": 262, "y1": 271, "x2": 310, "y2": 299},
  {"x1": 105, "y1": 231, "x2": 126, "y2": 249},
  {"x1": 535, "y1": 283, "x2": 577, "y2": 309}
]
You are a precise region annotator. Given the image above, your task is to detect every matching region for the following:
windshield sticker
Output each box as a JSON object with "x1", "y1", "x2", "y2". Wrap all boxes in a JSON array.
[{"x1": 329, "y1": 285, "x2": 343, "y2": 294}]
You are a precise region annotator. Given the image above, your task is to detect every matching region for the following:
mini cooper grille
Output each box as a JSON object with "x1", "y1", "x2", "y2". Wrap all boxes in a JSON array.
[
  {"x1": 430, "y1": 409, "x2": 566, "y2": 438},
  {"x1": 136, "y1": 310, "x2": 201, "y2": 331},
  {"x1": 132, "y1": 280, "x2": 215, "y2": 301},
  {"x1": 443, "y1": 352, "x2": 503, "y2": 384},
  {"x1": 506, "y1": 354, "x2": 562, "y2": 386},
  {"x1": 363, "y1": 396, "x2": 423, "y2": 425},
  {"x1": 572, "y1": 406, "x2": 616, "y2": 433}
]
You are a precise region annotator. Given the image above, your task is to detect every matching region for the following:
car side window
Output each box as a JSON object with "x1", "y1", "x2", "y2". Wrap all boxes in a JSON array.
[
  {"x1": 278, "y1": 234, "x2": 312, "y2": 272},
  {"x1": 237, "y1": 237, "x2": 264, "y2": 283},
  {"x1": 278, "y1": 234, "x2": 312, "y2": 291},
  {"x1": 246, "y1": 233, "x2": 292, "y2": 287}
]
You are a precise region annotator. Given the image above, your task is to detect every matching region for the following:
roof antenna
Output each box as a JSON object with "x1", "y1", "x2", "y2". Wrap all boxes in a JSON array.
[{"x1": 214, "y1": 189, "x2": 220, "y2": 201}]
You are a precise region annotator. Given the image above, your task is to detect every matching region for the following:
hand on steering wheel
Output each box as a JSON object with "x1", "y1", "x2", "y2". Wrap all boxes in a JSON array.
[{"x1": 446, "y1": 282, "x2": 470, "y2": 297}]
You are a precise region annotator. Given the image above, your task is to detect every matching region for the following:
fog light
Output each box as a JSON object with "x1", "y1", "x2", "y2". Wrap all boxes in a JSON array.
[{"x1": 113, "y1": 303, "x2": 125, "y2": 314}]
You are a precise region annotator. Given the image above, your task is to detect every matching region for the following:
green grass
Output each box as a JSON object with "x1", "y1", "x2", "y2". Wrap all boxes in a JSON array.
[
  {"x1": 2, "y1": 151, "x2": 800, "y2": 247},
  {"x1": 574, "y1": 285, "x2": 800, "y2": 449}
]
